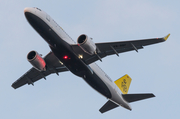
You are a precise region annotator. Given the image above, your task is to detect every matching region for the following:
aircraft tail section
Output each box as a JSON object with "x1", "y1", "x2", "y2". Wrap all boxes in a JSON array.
[
  {"x1": 99, "y1": 74, "x2": 155, "y2": 113},
  {"x1": 122, "y1": 93, "x2": 155, "y2": 103},
  {"x1": 114, "y1": 74, "x2": 132, "y2": 94},
  {"x1": 99, "y1": 100, "x2": 119, "y2": 113}
]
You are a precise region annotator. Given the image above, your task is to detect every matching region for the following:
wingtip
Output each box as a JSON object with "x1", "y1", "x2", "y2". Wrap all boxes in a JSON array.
[
  {"x1": 11, "y1": 83, "x2": 16, "y2": 89},
  {"x1": 164, "y1": 33, "x2": 170, "y2": 41}
]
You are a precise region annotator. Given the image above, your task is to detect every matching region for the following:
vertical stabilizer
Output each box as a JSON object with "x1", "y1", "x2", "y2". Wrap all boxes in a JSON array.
[{"x1": 114, "y1": 74, "x2": 132, "y2": 94}]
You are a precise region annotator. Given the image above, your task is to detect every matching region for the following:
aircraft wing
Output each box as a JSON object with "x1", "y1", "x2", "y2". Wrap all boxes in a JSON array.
[
  {"x1": 12, "y1": 52, "x2": 68, "y2": 89},
  {"x1": 72, "y1": 34, "x2": 170, "y2": 64}
]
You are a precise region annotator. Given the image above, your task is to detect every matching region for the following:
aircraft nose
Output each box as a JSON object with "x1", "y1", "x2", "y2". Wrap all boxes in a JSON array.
[
  {"x1": 24, "y1": 7, "x2": 29, "y2": 13},
  {"x1": 24, "y1": 7, "x2": 36, "y2": 24},
  {"x1": 24, "y1": 7, "x2": 35, "y2": 20},
  {"x1": 24, "y1": 7, "x2": 33, "y2": 14}
]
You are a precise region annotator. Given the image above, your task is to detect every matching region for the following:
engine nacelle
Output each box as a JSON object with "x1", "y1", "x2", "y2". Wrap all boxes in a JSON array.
[
  {"x1": 27, "y1": 51, "x2": 46, "y2": 71},
  {"x1": 77, "y1": 34, "x2": 96, "y2": 55}
]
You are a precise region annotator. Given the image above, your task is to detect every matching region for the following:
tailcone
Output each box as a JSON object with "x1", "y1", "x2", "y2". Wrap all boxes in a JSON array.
[{"x1": 120, "y1": 100, "x2": 132, "y2": 111}]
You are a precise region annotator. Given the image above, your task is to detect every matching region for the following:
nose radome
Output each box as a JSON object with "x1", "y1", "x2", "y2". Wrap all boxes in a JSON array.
[{"x1": 24, "y1": 7, "x2": 32, "y2": 13}]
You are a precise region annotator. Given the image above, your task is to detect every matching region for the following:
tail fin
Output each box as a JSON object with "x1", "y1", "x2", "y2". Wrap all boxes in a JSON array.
[
  {"x1": 122, "y1": 93, "x2": 155, "y2": 103},
  {"x1": 114, "y1": 74, "x2": 132, "y2": 94}
]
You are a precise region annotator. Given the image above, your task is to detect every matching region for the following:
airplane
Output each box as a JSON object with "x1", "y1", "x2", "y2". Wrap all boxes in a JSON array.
[{"x1": 12, "y1": 7, "x2": 170, "y2": 113}]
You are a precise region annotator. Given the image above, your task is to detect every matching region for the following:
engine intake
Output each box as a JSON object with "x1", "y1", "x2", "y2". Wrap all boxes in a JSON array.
[
  {"x1": 27, "y1": 51, "x2": 46, "y2": 71},
  {"x1": 77, "y1": 34, "x2": 96, "y2": 55}
]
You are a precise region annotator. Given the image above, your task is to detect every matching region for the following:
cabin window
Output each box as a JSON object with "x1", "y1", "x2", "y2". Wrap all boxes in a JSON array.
[{"x1": 34, "y1": 7, "x2": 41, "y2": 11}]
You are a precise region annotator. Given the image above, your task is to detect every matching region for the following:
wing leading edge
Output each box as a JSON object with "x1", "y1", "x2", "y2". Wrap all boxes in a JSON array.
[
  {"x1": 12, "y1": 52, "x2": 68, "y2": 89},
  {"x1": 72, "y1": 34, "x2": 170, "y2": 64}
]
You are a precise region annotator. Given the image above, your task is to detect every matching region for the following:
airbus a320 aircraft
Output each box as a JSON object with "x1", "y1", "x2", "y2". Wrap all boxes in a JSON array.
[{"x1": 12, "y1": 7, "x2": 170, "y2": 113}]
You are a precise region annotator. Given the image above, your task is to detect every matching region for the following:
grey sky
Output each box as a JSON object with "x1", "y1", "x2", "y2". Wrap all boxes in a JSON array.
[{"x1": 0, "y1": 0, "x2": 179, "y2": 119}]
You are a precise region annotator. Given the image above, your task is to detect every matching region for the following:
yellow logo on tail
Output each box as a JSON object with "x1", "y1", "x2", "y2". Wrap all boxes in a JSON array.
[{"x1": 114, "y1": 74, "x2": 132, "y2": 94}]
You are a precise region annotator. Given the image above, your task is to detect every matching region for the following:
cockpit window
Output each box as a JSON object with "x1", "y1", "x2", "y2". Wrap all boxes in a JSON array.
[{"x1": 34, "y1": 7, "x2": 41, "y2": 11}]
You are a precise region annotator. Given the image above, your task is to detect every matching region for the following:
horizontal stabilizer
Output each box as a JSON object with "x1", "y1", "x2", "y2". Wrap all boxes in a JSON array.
[
  {"x1": 122, "y1": 93, "x2": 155, "y2": 103},
  {"x1": 99, "y1": 100, "x2": 119, "y2": 113}
]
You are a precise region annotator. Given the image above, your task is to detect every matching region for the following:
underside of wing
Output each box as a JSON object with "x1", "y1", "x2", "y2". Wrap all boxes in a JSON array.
[
  {"x1": 72, "y1": 34, "x2": 170, "y2": 64},
  {"x1": 12, "y1": 52, "x2": 68, "y2": 89}
]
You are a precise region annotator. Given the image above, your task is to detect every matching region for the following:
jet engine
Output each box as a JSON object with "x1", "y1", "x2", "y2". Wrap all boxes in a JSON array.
[
  {"x1": 77, "y1": 34, "x2": 96, "y2": 55},
  {"x1": 27, "y1": 51, "x2": 46, "y2": 71}
]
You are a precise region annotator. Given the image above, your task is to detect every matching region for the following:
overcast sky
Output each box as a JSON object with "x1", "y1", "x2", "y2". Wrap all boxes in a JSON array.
[{"x1": 0, "y1": 0, "x2": 180, "y2": 119}]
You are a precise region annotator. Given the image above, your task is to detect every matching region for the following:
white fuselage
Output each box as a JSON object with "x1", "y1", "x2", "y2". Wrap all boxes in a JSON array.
[{"x1": 24, "y1": 7, "x2": 131, "y2": 110}]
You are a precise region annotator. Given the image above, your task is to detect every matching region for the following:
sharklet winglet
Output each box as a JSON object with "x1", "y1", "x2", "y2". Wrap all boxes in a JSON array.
[{"x1": 164, "y1": 33, "x2": 170, "y2": 41}]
